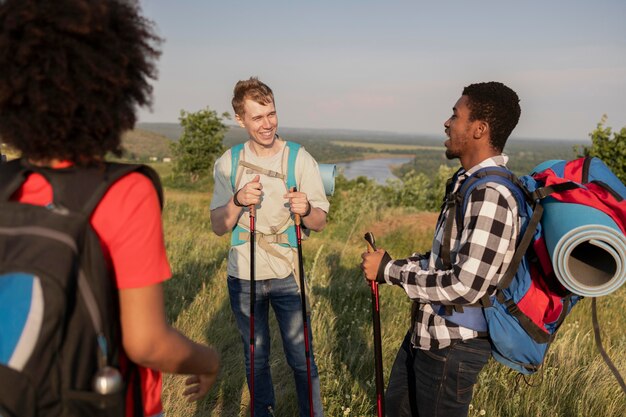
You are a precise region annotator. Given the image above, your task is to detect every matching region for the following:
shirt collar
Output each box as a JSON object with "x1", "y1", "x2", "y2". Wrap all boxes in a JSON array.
[{"x1": 457, "y1": 154, "x2": 509, "y2": 181}]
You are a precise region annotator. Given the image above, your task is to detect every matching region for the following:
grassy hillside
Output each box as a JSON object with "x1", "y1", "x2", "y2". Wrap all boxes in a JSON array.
[
  {"x1": 121, "y1": 128, "x2": 172, "y2": 161},
  {"x1": 136, "y1": 122, "x2": 183, "y2": 141},
  {"x1": 156, "y1": 169, "x2": 626, "y2": 417}
]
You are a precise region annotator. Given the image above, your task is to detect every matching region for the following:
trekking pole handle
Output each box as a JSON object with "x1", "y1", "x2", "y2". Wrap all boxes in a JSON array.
[
  {"x1": 364, "y1": 231, "x2": 377, "y2": 252},
  {"x1": 290, "y1": 186, "x2": 302, "y2": 227}
]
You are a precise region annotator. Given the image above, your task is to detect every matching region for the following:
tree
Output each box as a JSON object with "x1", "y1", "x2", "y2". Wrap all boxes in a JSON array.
[
  {"x1": 171, "y1": 107, "x2": 230, "y2": 181},
  {"x1": 575, "y1": 115, "x2": 626, "y2": 183}
]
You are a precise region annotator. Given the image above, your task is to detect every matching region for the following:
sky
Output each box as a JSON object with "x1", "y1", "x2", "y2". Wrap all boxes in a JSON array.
[{"x1": 138, "y1": 0, "x2": 626, "y2": 141}]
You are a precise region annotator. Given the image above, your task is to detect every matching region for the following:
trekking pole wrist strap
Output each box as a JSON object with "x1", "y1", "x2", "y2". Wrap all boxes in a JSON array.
[
  {"x1": 302, "y1": 201, "x2": 312, "y2": 218},
  {"x1": 233, "y1": 189, "x2": 245, "y2": 207}
]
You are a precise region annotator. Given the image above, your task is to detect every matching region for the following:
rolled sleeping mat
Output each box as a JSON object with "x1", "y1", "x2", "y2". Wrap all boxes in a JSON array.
[
  {"x1": 541, "y1": 198, "x2": 626, "y2": 297},
  {"x1": 319, "y1": 164, "x2": 337, "y2": 196}
]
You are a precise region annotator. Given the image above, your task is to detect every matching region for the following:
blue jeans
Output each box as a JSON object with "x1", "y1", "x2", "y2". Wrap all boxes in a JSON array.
[
  {"x1": 228, "y1": 275, "x2": 324, "y2": 417},
  {"x1": 385, "y1": 331, "x2": 491, "y2": 417}
]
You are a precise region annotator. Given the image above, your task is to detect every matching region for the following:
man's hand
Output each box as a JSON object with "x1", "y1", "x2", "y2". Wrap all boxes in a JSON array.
[
  {"x1": 235, "y1": 175, "x2": 262, "y2": 207},
  {"x1": 284, "y1": 189, "x2": 310, "y2": 216},
  {"x1": 361, "y1": 249, "x2": 387, "y2": 281}
]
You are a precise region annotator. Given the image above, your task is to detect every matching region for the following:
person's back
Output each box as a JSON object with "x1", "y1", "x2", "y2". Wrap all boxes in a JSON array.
[
  {"x1": 0, "y1": 1, "x2": 220, "y2": 415},
  {"x1": 1, "y1": 162, "x2": 168, "y2": 415}
]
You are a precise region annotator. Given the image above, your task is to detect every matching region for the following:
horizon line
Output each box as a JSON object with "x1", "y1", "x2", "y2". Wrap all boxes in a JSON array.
[{"x1": 136, "y1": 121, "x2": 589, "y2": 143}]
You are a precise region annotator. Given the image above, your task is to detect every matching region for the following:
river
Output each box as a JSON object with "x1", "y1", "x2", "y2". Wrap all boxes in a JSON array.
[{"x1": 335, "y1": 156, "x2": 414, "y2": 184}]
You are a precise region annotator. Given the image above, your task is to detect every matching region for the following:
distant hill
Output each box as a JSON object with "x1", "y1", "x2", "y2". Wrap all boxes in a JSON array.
[
  {"x1": 137, "y1": 122, "x2": 586, "y2": 146},
  {"x1": 122, "y1": 128, "x2": 172, "y2": 161},
  {"x1": 136, "y1": 122, "x2": 182, "y2": 140},
  {"x1": 134, "y1": 122, "x2": 588, "y2": 165}
]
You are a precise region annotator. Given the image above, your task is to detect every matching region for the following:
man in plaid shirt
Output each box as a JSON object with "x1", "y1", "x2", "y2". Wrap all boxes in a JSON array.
[{"x1": 361, "y1": 81, "x2": 522, "y2": 417}]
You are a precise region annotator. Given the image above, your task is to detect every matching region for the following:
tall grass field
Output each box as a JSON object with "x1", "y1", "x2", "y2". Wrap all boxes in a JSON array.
[{"x1": 158, "y1": 172, "x2": 626, "y2": 417}]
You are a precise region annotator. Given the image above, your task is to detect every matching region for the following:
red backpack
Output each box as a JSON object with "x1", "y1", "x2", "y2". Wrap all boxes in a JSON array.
[{"x1": 440, "y1": 157, "x2": 626, "y2": 387}]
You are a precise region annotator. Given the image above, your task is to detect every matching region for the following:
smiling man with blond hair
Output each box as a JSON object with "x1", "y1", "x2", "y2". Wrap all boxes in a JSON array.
[{"x1": 210, "y1": 77, "x2": 328, "y2": 416}]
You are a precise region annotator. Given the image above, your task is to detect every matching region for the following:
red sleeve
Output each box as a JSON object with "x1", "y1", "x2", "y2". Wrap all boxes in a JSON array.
[
  {"x1": 91, "y1": 172, "x2": 171, "y2": 289},
  {"x1": 14, "y1": 170, "x2": 167, "y2": 414}
]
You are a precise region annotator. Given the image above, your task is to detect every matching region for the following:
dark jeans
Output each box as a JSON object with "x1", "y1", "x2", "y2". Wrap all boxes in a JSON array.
[{"x1": 386, "y1": 331, "x2": 491, "y2": 417}]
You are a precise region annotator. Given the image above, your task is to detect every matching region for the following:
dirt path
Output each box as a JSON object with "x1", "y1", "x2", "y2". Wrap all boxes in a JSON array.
[{"x1": 367, "y1": 211, "x2": 439, "y2": 239}]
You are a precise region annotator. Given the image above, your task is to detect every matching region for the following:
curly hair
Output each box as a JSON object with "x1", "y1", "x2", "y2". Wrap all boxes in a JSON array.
[
  {"x1": 231, "y1": 77, "x2": 274, "y2": 117},
  {"x1": 0, "y1": 0, "x2": 161, "y2": 164},
  {"x1": 462, "y1": 82, "x2": 521, "y2": 152}
]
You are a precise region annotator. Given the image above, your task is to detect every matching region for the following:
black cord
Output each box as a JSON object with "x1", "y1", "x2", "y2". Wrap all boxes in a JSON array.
[{"x1": 592, "y1": 298, "x2": 626, "y2": 396}]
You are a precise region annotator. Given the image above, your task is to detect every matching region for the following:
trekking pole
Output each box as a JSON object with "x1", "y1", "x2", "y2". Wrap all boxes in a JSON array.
[
  {"x1": 249, "y1": 203, "x2": 256, "y2": 417},
  {"x1": 364, "y1": 232, "x2": 385, "y2": 417},
  {"x1": 292, "y1": 187, "x2": 315, "y2": 417}
]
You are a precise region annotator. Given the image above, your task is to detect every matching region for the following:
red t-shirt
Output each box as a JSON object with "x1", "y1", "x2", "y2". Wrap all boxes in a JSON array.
[{"x1": 13, "y1": 169, "x2": 171, "y2": 417}]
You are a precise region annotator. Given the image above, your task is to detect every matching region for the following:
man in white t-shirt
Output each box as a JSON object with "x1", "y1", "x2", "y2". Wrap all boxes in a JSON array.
[{"x1": 210, "y1": 77, "x2": 329, "y2": 417}]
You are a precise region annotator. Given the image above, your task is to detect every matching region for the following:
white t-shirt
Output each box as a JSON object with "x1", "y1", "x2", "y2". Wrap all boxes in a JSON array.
[{"x1": 210, "y1": 139, "x2": 330, "y2": 280}]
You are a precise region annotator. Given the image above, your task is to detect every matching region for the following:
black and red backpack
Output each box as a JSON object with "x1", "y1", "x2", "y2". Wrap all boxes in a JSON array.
[{"x1": 0, "y1": 159, "x2": 162, "y2": 417}]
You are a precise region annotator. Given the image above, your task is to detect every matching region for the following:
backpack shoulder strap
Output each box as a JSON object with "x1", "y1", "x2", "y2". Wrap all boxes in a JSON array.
[
  {"x1": 0, "y1": 159, "x2": 33, "y2": 201},
  {"x1": 284, "y1": 141, "x2": 301, "y2": 190},
  {"x1": 441, "y1": 167, "x2": 527, "y2": 270},
  {"x1": 439, "y1": 170, "x2": 461, "y2": 267},
  {"x1": 457, "y1": 168, "x2": 542, "y2": 293},
  {"x1": 229, "y1": 141, "x2": 301, "y2": 191},
  {"x1": 28, "y1": 162, "x2": 163, "y2": 216},
  {"x1": 230, "y1": 143, "x2": 245, "y2": 191},
  {"x1": 457, "y1": 167, "x2": 528, "y2": 224},
  {"x1": 82, "y1": 163, "x2": 163, "y2": 215},
  {"x1": 0, "y1": 159, "x2": 162, "y2": 214}
]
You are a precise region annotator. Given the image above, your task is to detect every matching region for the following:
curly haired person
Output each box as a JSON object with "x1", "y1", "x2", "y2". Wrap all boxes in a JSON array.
[{"x1": 0, "y1": 1, "x2": 220, "y2": 415}]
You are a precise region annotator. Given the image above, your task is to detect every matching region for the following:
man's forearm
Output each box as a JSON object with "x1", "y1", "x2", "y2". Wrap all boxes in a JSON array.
[
  {"x1": 301, "y1": 207, "x2": 327, "y2": 232},
  {"x1": 210, "y1": 198, "x2": 242, "y2": 235}
]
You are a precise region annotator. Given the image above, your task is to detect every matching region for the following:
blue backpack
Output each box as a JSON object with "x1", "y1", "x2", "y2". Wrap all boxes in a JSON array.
[
  {"x1": 229, "y1": 141, "x2": 301, "y2": 249},
  {"x1": 440, "y1": 157, "x2": 626, "y2": 376}
]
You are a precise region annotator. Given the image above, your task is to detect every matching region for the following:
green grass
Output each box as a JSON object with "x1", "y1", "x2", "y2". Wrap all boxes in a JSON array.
[{"x1": 159, "y1": 181, "x2": 626, "y2": 417}]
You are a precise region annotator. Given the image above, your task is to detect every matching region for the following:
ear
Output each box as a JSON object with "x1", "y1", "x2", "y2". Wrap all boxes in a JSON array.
[
  {"x1": 235, "y1": 113, "x2": 246, "y2": 128},
  {"x1": 473, "y1": 121, "x2": 489, "y2": 139}
]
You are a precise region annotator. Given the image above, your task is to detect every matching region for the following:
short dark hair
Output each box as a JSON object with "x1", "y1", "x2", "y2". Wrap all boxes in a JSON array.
[
  {"x1": 0, "y1": 0, "x2": 161, "y2": 164},
  {"x1": 232, "y1": 77, "x2": 274, "y2": 117},
  {"x1": 462, "y1": 82, "x2": 521, "y2": 152}
]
